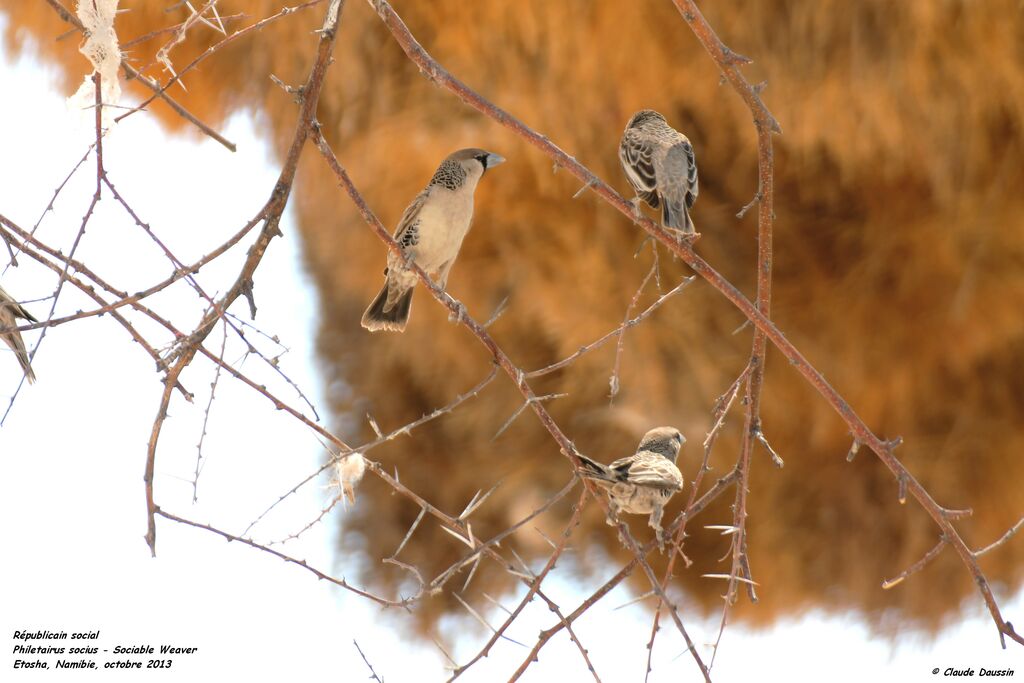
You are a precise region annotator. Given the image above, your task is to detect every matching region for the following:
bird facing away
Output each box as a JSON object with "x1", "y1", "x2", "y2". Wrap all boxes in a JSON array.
[
  {"x1": 361, "y1": 148, "x2": 506, "y2": 332},
  {"x1": 619, "y1": 109, "x2": 699, "y2": 234},
  {"x1": 577, "y1": 426, "x2": 685, "y2": 548},
  {"x1": 0, "y1": 284, "x2": 37, "y2": 384}
]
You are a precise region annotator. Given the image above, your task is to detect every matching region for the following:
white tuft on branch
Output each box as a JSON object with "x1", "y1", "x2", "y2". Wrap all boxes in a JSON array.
[
  {"x1": 68, "y1": 0, "x2": 122, "y2": 126},
  {"x1": 334, "y1": 452, "x2": 366, "y2": 504}
]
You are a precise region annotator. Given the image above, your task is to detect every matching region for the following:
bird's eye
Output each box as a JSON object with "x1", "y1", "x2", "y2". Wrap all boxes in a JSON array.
[{"x1": 476, "y1": 154, "x2": 489, "y2": 167}]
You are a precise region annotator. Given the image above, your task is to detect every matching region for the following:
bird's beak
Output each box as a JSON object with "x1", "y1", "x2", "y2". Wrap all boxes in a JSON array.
[{"x1": 484, "y1": 152, "x2": 506, "y2": 169}]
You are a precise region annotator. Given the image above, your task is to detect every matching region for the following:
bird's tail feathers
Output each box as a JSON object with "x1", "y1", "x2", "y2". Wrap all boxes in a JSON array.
[
  {"x1": 3, "y1": 333, "x2": 36, "y2": 384},
  {"x1": 361, "y1": 283, "x2": 413, "y2": 332},
  {"x1": 577, "y1": 454, "x2": 613, "y2": 482},
  {"x1": 662, "y1": 200, "x2": 695, "y2": 234}
]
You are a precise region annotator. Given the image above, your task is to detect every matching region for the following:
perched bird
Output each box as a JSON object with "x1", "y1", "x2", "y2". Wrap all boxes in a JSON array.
[
  {"x1": 577, "y1": 426, "x2": 685, "y2": 548},
  {"x1": 0, "y1": 284, "x2": 37, "y2": 384},
  {"x1": 361, "y1": 148, "x2": 506, "y2": 332},
  {"x1": 618, "y1": 109, "x2": 699, "y2": 234}
]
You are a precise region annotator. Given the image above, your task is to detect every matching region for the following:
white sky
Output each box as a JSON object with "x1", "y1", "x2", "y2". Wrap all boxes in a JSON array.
[{"x1": 0, "y1": 22, "x2": 1021, "y2": 683}]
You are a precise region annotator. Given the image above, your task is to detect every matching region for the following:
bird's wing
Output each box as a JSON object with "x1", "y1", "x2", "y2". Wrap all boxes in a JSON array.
[
  {"x1": 619, "y1": 129, "x2": 660, "y2": 208},
  {"x1": 576, "y1": 454, "x2": 613, "y2": 481},
  {"x1": 680, "y1": 138, "x2": 698, "y2": 208},
  {"x1": 392, "y1": 188, "x2": 430, "y2": 257},
  {"x1": 616, "y1": 452, "x2": 683, "y2": 491},
  {"x1": 606, "y1": 454, "x2": 639, "y2": 479},
  {"x1": 16, "y1": 302, "x2": 38, "y2": 324},
  {"x1": 658, "y1": 136, "x2": 699, "y2": 206},
  {"x1": 0, "y1": 285, "x2": 36, "y2": 323}
]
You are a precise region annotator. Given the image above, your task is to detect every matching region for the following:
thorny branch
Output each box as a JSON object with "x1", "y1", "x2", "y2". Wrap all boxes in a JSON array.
[
  {"x1": 644, "y1": 364, "x2": 751, "y2": 680},
  {"x1": 156, "y1": 508, "x2": 419, "y2": 607},
  {"x1": 526, "y1": 275, "x2": 695, "y2": 378},
  {"x1": 666, "y1": 0, "x2": 780, "y2": 668},
  {"x1": 113, "y1": 0, "x2": 328, "y2": 126},
  {"x1": 144, "y1": 0, "x2": 347, "y2": 557},
  {"x1": 313, "y1": 129, "x2": 716, "y2": 677},
  {"x1": 449, "y1": 489, "x2": 591, "y2": 681},
  {"x1": 45, "y1": 0, "x2": 238, "y2": 151},
  {"x1": 353, "y1": 639, "x2": 385, "y2": 683},
  {"x1": 609, "y1": 255, "x2": 659, "y2": 401},
  {"x1": 508, "y1": 469, "x2": 741, "y2": 681},
  {"x1": 3, "y1": 1, "x2": 1021, "y2": 682},
  {"x1": 366, "y1": 0, "x2": 1024, "y2": 654}
]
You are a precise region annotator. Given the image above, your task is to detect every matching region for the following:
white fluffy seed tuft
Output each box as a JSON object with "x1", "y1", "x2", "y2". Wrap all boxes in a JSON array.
[
  {"x1": 335, "y1": 452, "x2": 367, "y2": 504},
  {"x1": 68, "y1": 0, "x2": 122, "y2": 126}
]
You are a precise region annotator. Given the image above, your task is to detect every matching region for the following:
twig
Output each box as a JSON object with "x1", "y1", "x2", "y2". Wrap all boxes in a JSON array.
[
  {"x1": 645, "y1": 367, "x2": 750, "y2": 680},
  {"x1": 615, "y1": 525, "x2": 711, "y2": 682},
  {"x1": 266, "y1": 494, "x2": 344, "y2": 547},
  {"x1": 882, "y1": 539, "x2": 947, "y2": 590},
  {"x1": 192, "y1": 321, "x2": 228, "y2": 502},
  {"x1": 701, "y1": 0, "x2": 780, "y2": 648},
  {"x1": 527, "y1": 276, "x2": 695, "y2": 378},
  {"x1": 353, "y1": 639, "x2": 384, "y2": 683},
  {"x1": 975, "y1": 517, "x2": 1024, "y2": 558},
  {"x1": 362, "y1": 0, "x2": 1024, "y2": 653},
  {"x1": 609, "y1": 256, "x2": 658, "y2": 401},
  {"x1": 239, "y1": 366, "x2": 495, "y2": 537},
  {"x1": 492, "y1": 393, "x2": 568, "y2": 440},
  {"x1": 44, "y1": 0, "x2": 238, "y2": 151},
  {"x1": 754, "y1": 426, "x2": 784, "y2": 468},
  {"x1": 509, "y1": 469, "x2": 739, "y2": 681},
  {"x1": 427, "y1": 478, "x2": 579, "y2": 596},
  {"x1": 156, "y1": 508, "x2": 416, "y2": 607},
  {"x1": 451, "y1": 490, "x2": 592, "y2": 681},
  {"x1": 114, "y1": 1, "x2": 326, "y2": 125},
  {"x1": 144, "y1": 0, "x2": 347, "y2": 557}
]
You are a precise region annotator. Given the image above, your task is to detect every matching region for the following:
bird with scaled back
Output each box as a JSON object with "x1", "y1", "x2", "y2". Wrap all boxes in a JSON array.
[
  {"x1": 0, "y1": 284, "x2": 37, "y2": 384},
  {"x1": 577, "y1": 426, "x2": 686, "y2": 550},
  {"x1": 361, "y1": 148, "x2": 506, "y2": 332},
  {"x1": 619, "y1": 109, "x2": 699, "y2": 235}
]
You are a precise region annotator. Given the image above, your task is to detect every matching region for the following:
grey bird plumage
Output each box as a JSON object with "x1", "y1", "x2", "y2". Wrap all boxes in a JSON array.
[
  {"x1": 0, "y1": 284, "x2": 37, "y2": 384},
  {"x1": 619, "y1": 109, "x2": 699, "y2": 234},
  {"x1": 361, "y1": 148, "x2": 506, "y2": 332},
  {"x1": 577, "y1": 426, "x2": 686, "y2": 548}
]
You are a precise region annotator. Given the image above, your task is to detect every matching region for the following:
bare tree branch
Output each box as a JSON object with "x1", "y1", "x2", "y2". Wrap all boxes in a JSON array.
[{"x1": 365, "y1": 0, "x2": 1023, "y2": 651}]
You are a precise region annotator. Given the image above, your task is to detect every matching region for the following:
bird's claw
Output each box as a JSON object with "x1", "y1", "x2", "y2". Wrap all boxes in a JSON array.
[{"x1": 447, "y1": 298, "x2": 466, "y2": 323}]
